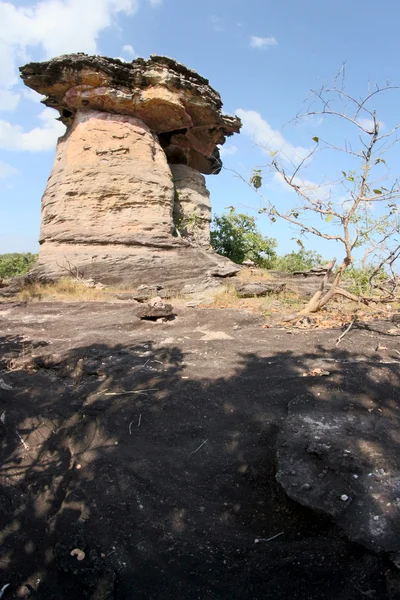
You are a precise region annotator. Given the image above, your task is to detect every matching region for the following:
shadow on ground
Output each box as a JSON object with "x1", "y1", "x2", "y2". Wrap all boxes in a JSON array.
[{"x1": 0, "y1": 320, "x2": 399, "y2": 599}]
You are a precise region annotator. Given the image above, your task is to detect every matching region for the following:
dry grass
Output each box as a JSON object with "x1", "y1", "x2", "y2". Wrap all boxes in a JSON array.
[
  {"x1": 210, "y1": 285, "x2": 240, "y2": 308},
  {"x1": 206, "y1": 284, "x2": 304, "y2": 315},
  {"x1": 236, "y1": 267, "x2": 273, "y2": 283},
  {"x1": 17, "y1": 279, "x2": 110, "y2": 303}
]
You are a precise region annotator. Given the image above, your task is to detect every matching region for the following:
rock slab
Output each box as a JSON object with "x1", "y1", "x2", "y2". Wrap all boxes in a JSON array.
[
  {"x1": 235, "y1": 281, "x2": 286, "y2": 298},
  {"x1": 277, "y1": 393, "x2": 400, "y2": 556}
]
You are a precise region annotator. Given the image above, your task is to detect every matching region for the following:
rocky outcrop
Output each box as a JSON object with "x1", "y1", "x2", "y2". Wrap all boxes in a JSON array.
[
  {"x1": 277, "y1": 393, "x2": 400, "y2": 558},
  {"x1": 19, "y1": 54, "x2": 241, "y2": 288},
  {"x1": 234, "y1": 281, "x2": 286, "y2": 297},
  {"x1": 40, "y1": 110, "x2": 174, "y2": 247},
  {"x1": 171, "y1": 164, "x2": 211, "y2": 248}
]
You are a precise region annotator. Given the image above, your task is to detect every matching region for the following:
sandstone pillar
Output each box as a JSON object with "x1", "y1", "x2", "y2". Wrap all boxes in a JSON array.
[
  {"x1": 170, "y1": 164, "x2": 211, "y2": 249},
  {"x1": 20, "y1": 54, "x2": 242, "y2": 288}
]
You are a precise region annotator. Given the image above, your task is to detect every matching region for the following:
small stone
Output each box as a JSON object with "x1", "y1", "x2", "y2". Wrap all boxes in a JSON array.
[
  {"x1": 340, "y1": 494, "x2": 349, "y2": 502},
  {"x1": 16, "y1": 585, "x2": 30, "y2": 598},
  {"x1": 76, "y1": 464, "x2": 82, "y2": 469},
  {"x1": 373, "y1": 515, "x2": 379, "y2": 521},
  {"x1": 353, "y1": 474, "x2": 359, "y2": 479},
  {"x1": 136, "y1": 301, "x2": 174, "y2": 320}
]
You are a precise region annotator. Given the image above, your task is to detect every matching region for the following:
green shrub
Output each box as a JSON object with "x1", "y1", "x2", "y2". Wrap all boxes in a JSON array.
[
  {"x1": 272, "y1": 249, "x2": 324, "y2": 272},
  {"x1": 0, "y1": 253, "x2": 38, "y2": 279},
  {"x1": 210, "y1": 209, "x2": 277, "y2": 268},
  {"x1": 342, "y1": 265, "x2": 387, "y2": 294}
]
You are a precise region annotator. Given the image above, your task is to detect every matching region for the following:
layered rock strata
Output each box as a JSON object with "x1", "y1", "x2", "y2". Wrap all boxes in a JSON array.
[
  {"x1": 20, "y1": 54, "x2": 241, "y2": 286},
  {"x1": 170, "y1": 164, "x2": 211, "y2": 248}
]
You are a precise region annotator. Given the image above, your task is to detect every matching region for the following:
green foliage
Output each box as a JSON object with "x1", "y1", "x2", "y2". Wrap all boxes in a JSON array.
[
  {"x1": 342, "y1": 265, "x2": 387, "y2": 294},
  {"x1": 210, "y1": 209, "x2": 277, "y2": 267},
  {"x1": 250, "y1": 169, "x2": 263, "y2": 190},
  {"x1": 177, "y1": 213, "x2": 203, "y2": 230},
  {"x1": 0, "y1": 253, "x2": 37, "y2": 279},
  {"x1": 272, "y1": 249, "x2": 324, "y2": 272}
]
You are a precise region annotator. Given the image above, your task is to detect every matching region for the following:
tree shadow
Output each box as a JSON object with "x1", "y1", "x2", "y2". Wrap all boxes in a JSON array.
[{"x1": 0, "y1": 329, "x2": 398, "y2": 599}]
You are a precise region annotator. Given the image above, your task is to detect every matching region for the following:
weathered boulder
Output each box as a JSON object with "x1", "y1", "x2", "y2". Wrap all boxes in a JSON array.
[
  {"x1": 207, "y1": 264, "x2": 240, "y2": 278},
  {"x1": 277, "y1": 393, "x2": 400, "y2": 557},
  {"x1": 135, "y1": 298, "x2": 174, "y2": 320},
  {"x1": 235, "y1": 281, "x2": 286, "y2": 298},
  {"x1": 20, "y1": 54, "x2": 241, "y2": 288}
]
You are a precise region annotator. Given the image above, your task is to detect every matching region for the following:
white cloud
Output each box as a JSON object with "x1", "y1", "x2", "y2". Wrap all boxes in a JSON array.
[
  {"x1": 22, "y1": 88, "x2": 46, "y2": 103},
  {"x1": 0, "y1": 108, "x2": 65, "y2": 151},
  {"x1": 220, "y1": 144, "x2": 238, "y2": 157},
  {"x1": 0, "y1": 0, "x2": 141, "y2": 87},
  {"x1": 121, "y1": 44, "x2": 136, "y2": 58},
  {"x1": 210, "y1": 15, "x2": 224, "y2": 32},
  {"x1": 250, "y1": 36, "x2": 277, "y2": 49},
  {"x1": 0, "y1": 0, "x2": 162, "y2": 158},
  {"x1": 0, "y1": 89, "x2": 20, "y2": 111},
  {"x1": 273, "y1": 171, "x2": 332, "y2": 202},
  {"x1": 357, "y1": 117, "x2": 385, "y2": 132},
  {"x1": 0, "y1": 159, "x2": 18, "y2": 179},
  {"x1": 237, "y1": 109, "x2": 309, "y2": 163}
]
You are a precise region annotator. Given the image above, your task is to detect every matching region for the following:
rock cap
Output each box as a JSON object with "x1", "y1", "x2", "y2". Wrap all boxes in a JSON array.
[{"x1": 20, "y1": 53, "x2": 241, "y2": 174}]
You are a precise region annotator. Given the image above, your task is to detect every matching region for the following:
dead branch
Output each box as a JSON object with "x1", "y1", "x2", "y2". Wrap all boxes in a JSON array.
[
  {"x1": 56, "y1": 256, "x2": 85, "y2": 281},
  {"x1": 239, "y1": 75, "x2": 400, "y2": 318}
]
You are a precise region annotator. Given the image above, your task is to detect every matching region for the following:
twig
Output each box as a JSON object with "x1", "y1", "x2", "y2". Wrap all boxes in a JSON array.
[
  {"x1": 254, "y1": 532, "x2": 284, "y2": 543},
  {"x1": 16, "y1": 430, "x2": 29, "y2": 450},
  {"x1": 129, "y1": 414, "x2": 142, "y2": 434},
  {"x1": 336, "y1": 318, "x2": 356, "y2": 346},
  {"x1": 0, "y1": 584, "x2": 10, "y2": 599},
  {"x1": 104, "y1": 389, "x2": 157, "y2": 396},
  {"x1": 190, "y1": 439, "x2": 208, "y2": 455}
]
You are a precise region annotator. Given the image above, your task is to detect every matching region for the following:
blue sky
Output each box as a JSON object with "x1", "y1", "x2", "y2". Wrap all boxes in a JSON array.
[{"x1": 1, "y1": 0, "x2": 399, "y2": 261}]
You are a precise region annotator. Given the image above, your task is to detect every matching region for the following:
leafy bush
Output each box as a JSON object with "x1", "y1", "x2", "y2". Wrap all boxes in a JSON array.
[
  {"x1": 272, "y1": 249, "x2": 324, "y2": 272},
  {"x1": 342, "y1": 265, "x2": 387, "y2": 294},
  {"x1": 0, "y1": 253, "x2": 38, "y2": 279},
  {"x1": 210, "y1": 210, "x2": 277, "y2": 268}
]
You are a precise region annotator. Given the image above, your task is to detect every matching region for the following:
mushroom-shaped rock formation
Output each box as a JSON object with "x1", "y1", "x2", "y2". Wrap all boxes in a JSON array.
[{"x1": 20, "y1": 54, "x2": 241, "y2": 287}]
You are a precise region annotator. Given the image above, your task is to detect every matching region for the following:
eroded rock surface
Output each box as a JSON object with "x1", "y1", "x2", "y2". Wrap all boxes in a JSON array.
[
  {"x1": 40, "y1": 110, "x2": 174, "y2": 246},
  {"x1": 19, "y1": 54, "x2": 241, "y2": 288},
  {"x1": 20, "y1": 54, "x2": 240, "y2": 175},
  {"x1": 277, "y1": 389, "x2": 400, "y2": 557},
  {"x1": 171, "y1": 164, "x2": 211, "y2": 248},
  {"x1": 235, "y1": 281, "x2": 286, "y2": 298}
]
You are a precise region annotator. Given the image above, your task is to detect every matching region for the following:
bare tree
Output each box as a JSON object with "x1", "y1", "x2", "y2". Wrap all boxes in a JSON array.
[{"x1": 241, "y1": 72, "x2": 400, "y2": 316}]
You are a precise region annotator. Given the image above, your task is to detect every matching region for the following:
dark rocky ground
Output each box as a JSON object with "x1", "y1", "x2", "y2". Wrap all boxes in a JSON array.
[{"x1": 1, "y1": 301, "x2": 400, "y2": 599}]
